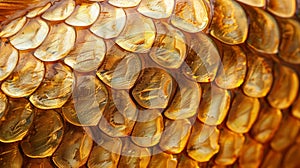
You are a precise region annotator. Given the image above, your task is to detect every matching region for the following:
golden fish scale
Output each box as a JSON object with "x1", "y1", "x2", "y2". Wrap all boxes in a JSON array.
[{"x1": 0, "y1": 0, "x2": 299, "y2": 167}]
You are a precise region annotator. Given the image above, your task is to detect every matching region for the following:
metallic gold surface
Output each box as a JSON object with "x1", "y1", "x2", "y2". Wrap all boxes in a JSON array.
[
  {"x1": 0, "y1": 98, "x2": 33, "y2": 143},
  {"x1": 33, "y1": 23, "x2": 75, "y2": 62},
  {"x1": 1, "y1": 52, "x2": 44, "y2": 98},
  {"x1": 64, "y1": 29, "x2": 106, "y2": 72},
  {"x1": 171, "y1": 0, "x2": 209, "y2": 33},
  {"x1": 210, "y1": 0, "x2": 248, "y2": 44},
  {"x1": 20, "y1": 109, "x2": 64, "y2": 158},
  {"x1": 0, "y1": 0, "x2": 299, "y2": 167}
]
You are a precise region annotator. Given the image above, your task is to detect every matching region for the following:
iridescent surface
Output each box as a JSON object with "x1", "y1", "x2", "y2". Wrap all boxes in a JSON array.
[
  {"x1": 52, "y1": 126, "x2": 93, "y2": 168},
  {"x1": 246, "y1": 7, "x2": 280, "y2": 54},
  {"x1": 90, "y1": 3, "x2": 126, "y2": 39},
  {"x1": 226, "y1": 91, "x2": 260, "y2": 133},
  {"x1": 0, "y1": 91, "x2": 7, "y2": 118},
  {"x1": 0, "y1": 143, "x2": 23, "y2": 168},
  {"x1": 159, "y1": 119, "x2": 191, "y2": 154},
  {"x1": 65, "y1": 2, "x2": 100, "y2": 27},
  {"x1": 96, "y1": 43, "x2": 141, "y2": 89},
  {"x1": 0, "y1": 98, "x2": 33, "y2": 143},
  {"x1": 34, "y1": 23, "x2": 75, "y2": 61},
  {"x1": 164, "y1": 76, "x2": 201, "y2": 119},
  {"x1": 187, "y1": 120, "x2": 220, "y2": 162},
  {"x1": 64, "y1": 29, "x2": 106, "y2": 72},
  {"x1": 10, "y1": 18, "x2": 49, "y2": 50},
  {"x1": 0, "y1": 0, "x2": 299, "y2": 167},
  {"x1": 215, "y1": 45, "x2": 247, "y2": 89},
  {"x1": 115, "y1": 10, "x2": 155, "y2": 53},
  {"x1": 150, "y1": 21, "x2": 186, "y2": 69},
  {"x1": 277, "y1": 18, "x2": 300, "y2": 64},
  {"x1": 171, "y1": 0, "x2": 209, "y2": 33},
  {"x1": 98, "y1": 90, "x2": 138, "y2": 137},
  {"x1": 21, "y1": 109, "x2": 64, "y2": 158},
  {"x1": 0, "y1": 41, "x2": 18, "y2": 81},
  {"x1": 267, "y1": 64, "x2": 299, "y2": 109},
  {"x1": 132, "y1": 68, "x2": 174, "y2": 109},
  {"x1": 1, "y1": 52, "x2": 44, "y2": 98},
  {"x1": 29, "y1": 62, "x2": 74, "y2": 109},
  {"x1": 210, "y1": 0, "x2": 248, "y2": 44},
  {"x1": 242, "y1": 54, "x2": 273, "y2": 98},
  {"x1": 137, "y1": 0, "x2": 174, "y2": 19},
  {"x1": 198, "y1": 84, "x2": 231, "y2": 125},
  {"x1": 42, "y1": 0, "x2": 75, "y2": 21},
  {"x1": 183, "y1": 33, "x2": 220, "y2": 82},
  {"x1": 62, "y1": 74, "x2": 108, "y2": 126},
  {"x1": 0, "y1": 16, "x2": 26, "y2": 38},
  {"x1": 267, "y1": 0, "x2": 296, "y2": 18}
]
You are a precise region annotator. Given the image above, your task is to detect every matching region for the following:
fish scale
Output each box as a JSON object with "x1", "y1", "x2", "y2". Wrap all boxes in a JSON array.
[{"x1": 0, "y1": 0, "x2": 300, "y2": 167}]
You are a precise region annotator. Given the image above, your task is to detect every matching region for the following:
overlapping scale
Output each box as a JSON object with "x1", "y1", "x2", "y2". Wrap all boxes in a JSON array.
[
  {"x1": 65, "y1": 2, "x2": 100, "y2": 27},
  {"x1": 292, "y1": 95, "x2": 300, "y2": 119},
  {"x1": 183, "y1": 33, "x2": 220, "y2": 82},
  {"x1": 24, "y1": 158, "x2": 53, "y2": 168},
  {"x1": 26, "y1": 3, "x2": 51, "y2": 18},
  {"x1": 42, "y1": 0, "x2": 75, "y2": 21},
  {"x1": 87, "y1": 129, "x2": 122, "y2": 168},
  {"x1": 267, "y1": 64, "x2": 299, "y2": 109},
  {"x1": 64, "y1": 29, "x2": 106, "y2": 72},
  {"x1": 10, "y1": 18, "x2": 49, "y2": 50},
  {"x1": 21, "y1": 109, "x2": 64, "y2": 158},
  {"x1": 29, "y1": 62, "x2": 74, "y2": 109},
  {"x1": 62, "y1": 74, "x2": 108, "y2": 126},
  {"x1": 118, "y1": 139, "x2": 151, "y2": 168},
  {"x1": 277, "y1": 18, "x2": 300, "y2": 64},
  {"x1": 197, "y1": 84, "x2": 231, "y2": 126},
  {"x1": 0, "y1": 41, "x2": 18, "y2": 81},
  {"x1": 177, "y1": 153, "x2": 199, "y2": 168},
  {"x1": 90, "y1": 3, "x2": 126, "y2": 39},
  {"x1": 0, "y1": 16, "x2": 26, "y2": 38},
  {"x1": 260, "y1": 150, "x2": 282, "y2": 168},
  {"x1": 137, "y1": 0, "x2": 174, "y2": 19},
  {"x1": 238, "y1": 136, "x2": 264, "y2": 168},
  {"x1": 96, "y1": 43, "x2": 141, "y2": 89},
  {"x1": 52, "y1": 126, "x2": 93, "y2": 168},
  {"x1": 159, "y1": 119, "x2": 191, "y2": 154},
  {"x1": 131, "y1": 109, "x2": 163, "y2": 147},
  {"x1": 215, "y1": 45, "x2": 247, "y2": 89},
  {"x1": 0, "y1": 98, "x2": 33, "y2": 143},
  {"x1": 242, "y1": 54, "x2": 273, "y2": 98},
  {"x1": 226, "y1": 90, "x2": 260, "y2": 134},
  {"x1": 108, "y1": 0, "x2": 142, "y2": 7},
  {"x1": 236, "y1": 0, "x2": 266, "y2": 7},
  {"x1": 0, "y1": 143, "x2": 23, "y2": 168},
  {"x1": 214, "y1": 128, "x2": 245, "y2": 166},
  {"x1": 270, "y1": 114, "x2": 300, "y2": 151},
  {"x1": 171, "y1": 0, "x2": 209, "y2": 33},
  {"x1": 210, "y1": 0, "x2": 248, "y2": 44},
  {"x1": 1, "y1": 52, "x2": 44, "y2": 98},
  {"x1": 251, "y1": 103, "x2": 282, "y2": 143},
  {"x1": 150, "y1": 21, "x2": 186, "y2": 69},
  {"x1": 283, "y1": 142, "x2": 300, "y2": 167},
  {"x1": 34, "y1": 23, "x2": 76, "y2": 62},
  {"x1": 246, "y1": 7, "x2": 280, "y2": 54},
  {"x1": 187, "y1": 120, "x2": 220, "y2": 162},
  {"x1": 132, "y1": 68, "x2": 175, "y2": 109},
  {"x1": 115, "y1": 10, "x2": 155, "y2": 53},
  {"x1": 0, "y1": 91, "x2": 7, "y2": 118},
  {"x1": 98, "y1": 90, "x2": 138, "y2": 137},
  {"x1": 148, "y1": 147, "x2": 177, "y2": 168},
  {"x1": 267, "y1": 0, "x2": 296, "y2": 18},
  {"x1": 164, "y1": 76, "x2": 201, "y2": 120}
]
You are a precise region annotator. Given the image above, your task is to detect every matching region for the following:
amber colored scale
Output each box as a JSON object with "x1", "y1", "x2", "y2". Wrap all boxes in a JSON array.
[{"x1": 0, "y1": 0, "x2": 300, "y2": 167}]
